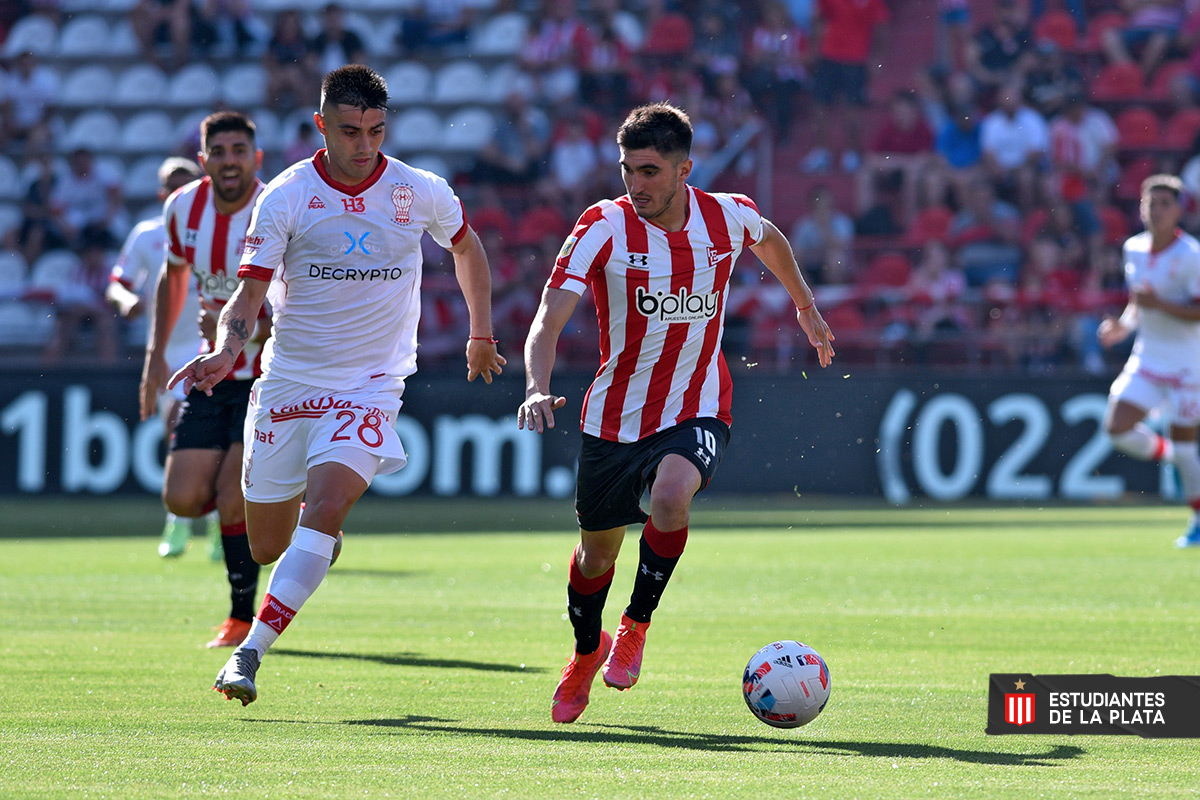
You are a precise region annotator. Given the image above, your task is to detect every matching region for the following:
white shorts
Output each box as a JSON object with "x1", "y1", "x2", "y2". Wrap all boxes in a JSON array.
[
  {"x1": 1111, "y1": 363, "x2": 1200, "y2": 427},
  {"x1": 241, "y1": 377, "x2": 408, "y2": 503}
]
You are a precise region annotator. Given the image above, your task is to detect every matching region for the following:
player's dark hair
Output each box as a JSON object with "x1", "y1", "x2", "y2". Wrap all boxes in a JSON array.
[
  {"x1": 321, "y1": 64, "x2": 389, "y2": 112},
  {"x1": 1142, "y1": 174, "x2": 1184, "y2": 201},
  {"x1": 617, "y1": 102, "x2": 692, "y2": 159},
  {"x1": 201, "y1": 111, "x2": 256, "y2": 149}
]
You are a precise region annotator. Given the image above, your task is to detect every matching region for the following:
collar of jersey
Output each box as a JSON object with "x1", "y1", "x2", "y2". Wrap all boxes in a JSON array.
[{"x1": 313, "y1": 149, "x2": 387, "y2": 197}]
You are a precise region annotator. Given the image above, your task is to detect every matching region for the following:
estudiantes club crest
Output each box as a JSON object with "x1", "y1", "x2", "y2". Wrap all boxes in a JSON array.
[{"x1": 391, "y1": 184, "x2": 414, "y2": 224}]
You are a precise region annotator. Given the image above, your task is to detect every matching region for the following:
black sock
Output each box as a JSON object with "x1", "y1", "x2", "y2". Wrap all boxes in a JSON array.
[
  {"x1": 624, "y1": 534, "x2": 683, "y2": 624},
  {"x1": 222, "y1": 530, "x2": 260, "y2": 622},
  {"x1": 567, "y1": 550, "x2": 614, "y2": 655}
]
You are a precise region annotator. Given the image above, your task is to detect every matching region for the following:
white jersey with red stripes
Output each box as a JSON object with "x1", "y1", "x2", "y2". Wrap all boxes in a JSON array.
[
  {"x1": 109, "y1": 216, "x2": 202, "y2": 371},
  {"x1": 238, "y1": 150, "x2": 468, "y2": 392},
  {"x1": 1123, "y1": 229, "x2": 1200, "y2": 375},
  {"x1": 549, "y1": 185, "x2": 765, "y2": 443},
  {"x1": 164, "y1": 176, "x2": 266, "y2": 381}
]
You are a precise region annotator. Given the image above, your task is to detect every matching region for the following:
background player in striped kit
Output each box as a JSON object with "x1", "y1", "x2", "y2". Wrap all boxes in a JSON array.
[
  {"x1": 140, "y1": 112, "x2": 268, "y2": 649},
  {"x1": 518, "y1": 102, "x2": 836, "y2": 724},
  {"x1": 105, "y1": 156, "x2": 218, "y2": 560},
  {"x1": 1098, "y1": 174, "x2": 1200, "y2": 548}
]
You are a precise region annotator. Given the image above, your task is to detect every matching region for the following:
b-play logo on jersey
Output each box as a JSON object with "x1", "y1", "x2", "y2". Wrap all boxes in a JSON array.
[
  {"x1": 391, "y1": 184, "x2": 415, "y2": 224},
  {"x1": 635, "y1": 285, "x2": 720, "y2": 323}
]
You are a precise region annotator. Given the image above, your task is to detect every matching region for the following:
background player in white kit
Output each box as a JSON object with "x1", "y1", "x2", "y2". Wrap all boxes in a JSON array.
[
  {"x1": 517, "y1": 103, "x2": 835, "y2": 724},
  {"x1": 171, "y1": 65, "x2": 506, "y2": 706},
  {"x1": 1099, "y1": 174, "x2": 1200, "y2": 548},
  {"x1": 105, "y1": 157, "x2": 217, "y2": 559},
  {"x1": 141, "y1": 112, "x2": 268, "y2": 649}
]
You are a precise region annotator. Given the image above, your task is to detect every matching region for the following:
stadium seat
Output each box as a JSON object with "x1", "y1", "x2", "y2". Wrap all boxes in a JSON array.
[
  {"x1": 119, "y1": 111, "x2": 177, "y2": 155},
  {"x1": 1090, "y1": 63, "x2": 1144, "y2": 102},
  {"x1": 1098, "y1": 205, "x2": 1130, "y2": 246},
  {"x1": 174, "y1": 109, "x2": 210, "y2": 147},
  {"x1": 222, "y1": 63, "x2": 268, "y2": 109},
  {"x1": 470, "y1": 12, "x2": 529, "y2": 56},
  {"x1": 0, "y1": 301, "x2": 52, "y2": 346},
  {"x1": 1020, "y1": 208, "x2": 1050, "y2": 244},
  {"x1": 406, "y1": 154, "x2": 452, "y2": 178},
  {"x1": 0, "y1": 202, "x2": 22, "y2": 240},
  {"x1": 63, "y1": 110, "x2": 121, "y2": 152},
  {"x1": 29, "y1": 250, "x2": 81, "y2": 299},
  {"x1": 858, "y1": 253, "x2": 912, "y2": 289},
  {"x1": 388, "y1": 109, "x2": 443, "y2": 152},
  {"x1": 166, "y1": 63, "x2": 221, "y2": 108},
  {"x1": 251, "y1": 108, "x2": 281, "y2": 150},
  {"x1": 1163, "y1": 108, "x2": 1200, "y2": 150},
  {"x1": 487, "y1": 63, "x2": 525, "y2": 101},
  {"x1": 0, "y1": 156, "x2": 22, "y2": 201},
  {"x1": 108, "y1": 19, "x2": 141, "y2": 57},
  {"x1": 905, "y1": 206, "x2": 954, "y2": 245},
  {"x1": 1033, "y1": 10, "x2": 1076, "y2": 51},
  {"x1": 125, "y1": 155, "x2": 168, "y2": 199},
  {"x1": 432, "y1": 61, "x2": 490, "y2": 104},
  {"x1": 1114, "y1": 107, "x2": 1162, "y2": 149},
  {"x1": 114, "y1": 64, "x2": 168, "y2": 107},
  {"x1": 1113, "y1": 157, "x2": 1156, "y2": 202},
  {"x1": 2, "y1": 14, "x2": 58, "y2": 57},
  {"x1": 1148, "y1": 60, "x2": 1191, "y2": 101},
  {"x1": 0, "y1": 252, "x2": 28, "y2": 300},
  {"x1": 443, "y1": 107, "x2": 495, "y2": 152},
  {"x1": 384, "y1": 62, "x2": 433, "y2": 106},
  {"x1": 56, "y1": 14, "x2": 110, "y2": 57},
  {"x1": 59, "y1": 65, "x2": 116, "y2": 108},
  {"x1": 1077, "y1": 10, "x2": 1127, "y2": 54}
]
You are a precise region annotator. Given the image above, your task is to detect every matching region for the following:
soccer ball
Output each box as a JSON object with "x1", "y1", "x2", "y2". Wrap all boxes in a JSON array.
[{"x1": 742, "y1": 640, "x2": 831, "y2": 728}]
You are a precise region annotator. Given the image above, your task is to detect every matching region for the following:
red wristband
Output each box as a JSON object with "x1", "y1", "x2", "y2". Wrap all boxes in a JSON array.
[
  {"x1": 469, "y1": 336, "x2": 499, "y2": 344},
  {"x1": 797, "y1": 301, "x2": 814, "y2": 312}
]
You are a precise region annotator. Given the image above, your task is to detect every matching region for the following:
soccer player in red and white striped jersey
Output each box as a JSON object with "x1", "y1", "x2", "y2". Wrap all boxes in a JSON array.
[
  {"x1": 518, "y1": 103, "x2": 835, "y2": 724},
  {"x1": 140, "y1": 112, "x2": 267, "y2": 650}
]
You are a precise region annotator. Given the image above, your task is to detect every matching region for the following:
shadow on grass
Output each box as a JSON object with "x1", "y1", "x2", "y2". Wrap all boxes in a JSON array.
[
  {"x1": 326, "y1": 568, "x2": 419, "y2": 580},
  {"x1": 267, "y1": 716, "x2": 1081, "y2": 764},
  {"x1": 272, "y1": 648, "x2": 546, "y2": 674}
]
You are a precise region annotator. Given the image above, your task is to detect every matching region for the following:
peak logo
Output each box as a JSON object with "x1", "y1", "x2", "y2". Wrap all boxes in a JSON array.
[{"x1": 635, "y1": 286, "x2": 720, "y2": 323}]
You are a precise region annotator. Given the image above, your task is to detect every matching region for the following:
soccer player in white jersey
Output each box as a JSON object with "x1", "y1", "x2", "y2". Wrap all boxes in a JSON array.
[
  {"x1": 141, "y1": 112, "x2": 268, "y2": 649},
  {"x1": 1099, "y1": 174, "x2": 1200, "y2": 548},
  {"x1": 517, "y1": 103, "x2": 836, "y2": 724},
  {"x1": 170, "y1": 65, "x2": 506, "y2": 706},
  {"x1": 105, "y1": 157, "x2": 216, "y2": 559}
]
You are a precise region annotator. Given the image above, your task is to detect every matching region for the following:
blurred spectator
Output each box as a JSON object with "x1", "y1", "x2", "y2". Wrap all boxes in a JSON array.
[
  {"x1": 468, "y1": 89, "x2": 551, "y2": 185},
  {"x1": 518, "y1": 0, "x2": 594, "y2": 103},
  {"x1": 549, "y1": 117, "x2": 600, "y2": 210},
  {"x1": 1030, "y1": 0, "x2": 1088, "y2": 35},
  {"x1": 857, "y1": 89, "x2": 935, "y2": 223},
  {"x1": 949, "y1": 178, "x2": 1022, "y2": 286},
  {"x1": 592, "y1": 0, "x2": 644, "y2": 51},
  {"x1": 742, "y1": 1, "x2": 808, "y2": 143},
  {"x1": 511, "y1": 179, "x2": 571, "y2": 250},
  {"x1": 965, "y1": 0, "x2": 1034, "y2": 94},
  {"x1": 1023, "y1": 40, "x2": 1084, "y2": 118},
  {"x1": 312, "y1": 4, "x2": 366, "y2": 77},
  {"x1": 283, "y1": 120, "x2": 319, "y2": 167},
  {"x1": 263, "y1": 10, "x2": 315, "y2": 112},
  {"x1": 935, "y1": 103, "x2": 984, "y2": 198},
  {"x1": 396, "y1": 0, "x2": 473, "y2": 54},
  {"x1": 42, "y1": 239, "x2": 119, "y2": 366},
  {"x1": 579, "y1": 15, "x2": 636, "y2": 116},
  {"x1": 1, "y1": 51, "x2": 60, "y2": 152},
  {"x1": 1180, "y1": 130, "x2": 1200, "y2": 229},
  {"x1": 17, "y1": 143, "x2": 61, "y2": 264},
  {"x1": 801, "y1": 0, "x2": 890, "y2": 173},
  {"x1": 692, "y1": 8, "x2": 741, "y2": 91},
  {"x1": 1176, "y1": 11, "x2": 1200, "y2": 102},
  {"x1": 194, "y1": 0, "x2": 267, "y2": 59},
  {"x1": 49, "y1": 148, "x2": 125, "y2": 254},
  {"x1": 909, "y1": 239, "x2": 972, "y2": 347},
  {"x1": 1102, "y1": 0, "x2": 1184, "y2": 81},
  {"x1": 641, "y1": 59, "x2": 705, "y2": 111},
  {"x1": 789, "y1": 184, "x2": 854, "y2": 285},
  {"x1": 855, "y1": 169, "x2": 905, "y2": 236},
  {"x1": 936, "y1": 0, "x2": 972, "y2": 70},
  {"x1": 130, "y1": 0, "x2": 192, "y2": 68},
  {"x1": 980, "y1": 78, "x2": 1049, "y2": 208},
  {"x1": 1048, "y1": 94, "x2": 1117, "y2": 259},
  {"x1": 641, "y1": 0, "x2": 694, "y2": 58}
]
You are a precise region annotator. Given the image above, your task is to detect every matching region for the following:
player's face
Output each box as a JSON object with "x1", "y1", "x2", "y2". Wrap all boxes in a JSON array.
[
  {"x1": 620, "y1": 147, "x2": 692, "y2": 224},
  {"x1": 1141, "y1": 188, "x2": 1182, "y2": 236},
  {"x1": 199, "y1": 131, "x2": 260, "y2": 205},
  {"x1": 316, "y1": 104, "x2": 386, "y2": 185}
]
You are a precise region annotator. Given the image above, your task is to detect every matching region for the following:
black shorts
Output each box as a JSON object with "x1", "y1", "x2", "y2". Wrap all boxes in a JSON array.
[
  {"x1": 575, "y1": 417, "x2": 730, "y2": 532},
  {"x1": 170, "y1": 379, "x2": 254, "y2": 452},
  {"x1": 812, "y1": 58, "x2": 869, "y2": 107}
]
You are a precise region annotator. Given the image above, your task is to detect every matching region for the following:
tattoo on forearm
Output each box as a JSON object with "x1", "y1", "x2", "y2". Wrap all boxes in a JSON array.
[{"x1": 229, "y1": 318, "x2": 249, "y2": 344}]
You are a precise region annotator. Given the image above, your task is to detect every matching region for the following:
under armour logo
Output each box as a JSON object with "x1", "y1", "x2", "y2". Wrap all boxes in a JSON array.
[
  {"x1": 628, "y1": 253, "x2": 649, "y2": 268},
  {"x1": 640, "y1": 564, "x2": 664, "y2": 581},
  {"x1": 571, "y1": 605, "x2": 583, "y2": 617}
]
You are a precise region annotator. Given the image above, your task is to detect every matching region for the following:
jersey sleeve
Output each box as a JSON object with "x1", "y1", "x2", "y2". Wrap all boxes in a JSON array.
[
  {"x1": 163, "y1": 192, "x2": 187, "y2": 267},
  {"x1": 1187, "y1": 242, "x2": 1200, "y2": 300},
  {"x1": 238, "y1": 188, "x2": 289, "y2": 282},
  {"x1": 548, "y1": 205, "x2": 614, "y2": 296},
  {"x1": 424, "y1": 176, "x2": 468, "y2": 249},
  {"x1": 729, "y1": 194, "x2": 766, "y2": 246}
]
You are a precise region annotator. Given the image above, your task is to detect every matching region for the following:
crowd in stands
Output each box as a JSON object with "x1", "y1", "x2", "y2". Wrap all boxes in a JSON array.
[{"x1": 2, "y1": 0, "x2": 1200, "y2": 374}]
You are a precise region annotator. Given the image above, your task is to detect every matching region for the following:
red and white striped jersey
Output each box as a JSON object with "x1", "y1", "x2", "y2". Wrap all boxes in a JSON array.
[
  {"x1": 164, "y1": 176, "x2": 266, "y2": 381},
  {"x1": 549, "y1": 185, "x2": 765, "y2": 443},
  {"x1": 238, "y1": 150, "x2": 467, "y2": 392}
]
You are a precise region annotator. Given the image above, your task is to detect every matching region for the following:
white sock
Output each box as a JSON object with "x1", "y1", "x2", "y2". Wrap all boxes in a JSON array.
[
  {"x1": 1170, "y1": 441, "x2": 1200, "y2": 511},
  {"x1": 240, "y1": 527, "x2": 335, "y2": 657},
  {"x1": 165, "y1": 512, "x2": 179, "y2": 525},
  {"x1": 1110, "y1": 425, "x2": 1173, "y2": 461}
]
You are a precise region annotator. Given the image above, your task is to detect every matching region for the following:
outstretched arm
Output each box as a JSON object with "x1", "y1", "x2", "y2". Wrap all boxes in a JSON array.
[
  {"x1": 749, "y1": 219, "x2": 836, "y2": 367},
  {"x1": 448, "y1": 225, "x2": 506, "y2": 383},
  {"x1": 517, "y1": 286, "x2": 581, "y2": 433},
  {"x1": 168, "y1": 277, "x2": 269, "y2": 396}
]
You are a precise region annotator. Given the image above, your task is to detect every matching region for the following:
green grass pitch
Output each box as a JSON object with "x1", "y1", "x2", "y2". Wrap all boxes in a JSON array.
[{"x1": 3, "y1": 497, "x2": 1199, "y2": 799}]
